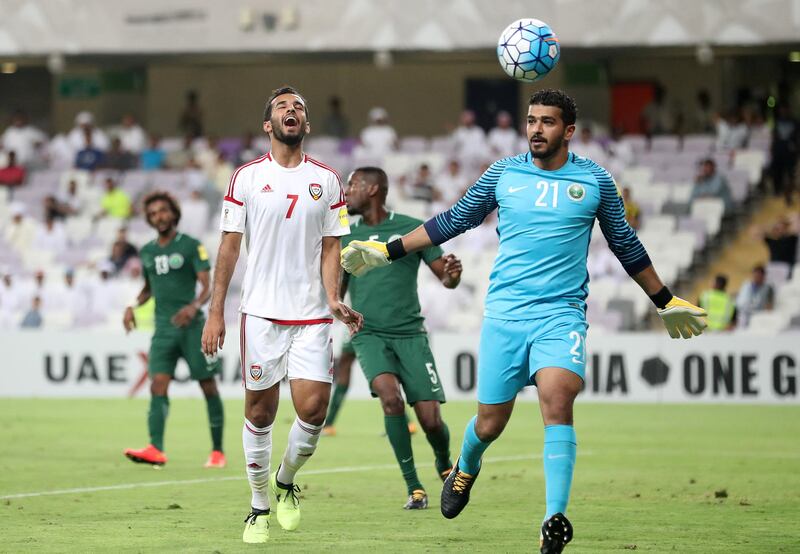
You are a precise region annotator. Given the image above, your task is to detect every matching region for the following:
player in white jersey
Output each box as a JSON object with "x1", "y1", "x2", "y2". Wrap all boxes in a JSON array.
[{"x1": 202, "y1": 86, "x2": 363, "y2": 544}]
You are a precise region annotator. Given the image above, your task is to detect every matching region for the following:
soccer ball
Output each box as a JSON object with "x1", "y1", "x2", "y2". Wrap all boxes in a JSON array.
[{"x1": 497, "y1": 19, "x2": 560, "y2": 83}]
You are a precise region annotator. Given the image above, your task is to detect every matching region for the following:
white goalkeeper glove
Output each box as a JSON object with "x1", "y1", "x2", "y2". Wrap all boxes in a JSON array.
[
  {"x1": 340, "y1": 240, "x2": 391, "y2": 277},
  {"x1": 657, "y1": 296, "x2": 708, "y2": 339}
]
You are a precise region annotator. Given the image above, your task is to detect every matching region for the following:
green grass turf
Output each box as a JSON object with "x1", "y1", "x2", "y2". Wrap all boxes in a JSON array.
[{"x1": 2, "y1": 399, "x2": 799, "y2": 553}]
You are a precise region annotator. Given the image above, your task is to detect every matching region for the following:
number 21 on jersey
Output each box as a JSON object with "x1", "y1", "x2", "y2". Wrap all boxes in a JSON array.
[{"x1": 535, "y1": 180, "x2": 559, "y2": 208}]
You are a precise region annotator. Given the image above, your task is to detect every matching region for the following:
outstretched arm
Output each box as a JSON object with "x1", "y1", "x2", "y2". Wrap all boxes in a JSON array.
[
  {"x1": 342, "y1": 160, "x2": 506, "y2": 276},
  {"x1": 202, "y1": 231, "x2": 242, "y2": 355}
]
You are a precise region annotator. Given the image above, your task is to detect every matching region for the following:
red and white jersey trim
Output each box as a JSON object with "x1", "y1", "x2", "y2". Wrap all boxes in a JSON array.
[{"x1": 220, "y1": 151, "x2": 350, "y2": 321}]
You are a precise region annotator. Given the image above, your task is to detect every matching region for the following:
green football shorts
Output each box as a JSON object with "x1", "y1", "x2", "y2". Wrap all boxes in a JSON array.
[
  {"x1": 148, "y1": 318, "x2": 221, "y2": 381},
  {"x1": 351, "y1": 332, "x2": 446, "y2": 405}
]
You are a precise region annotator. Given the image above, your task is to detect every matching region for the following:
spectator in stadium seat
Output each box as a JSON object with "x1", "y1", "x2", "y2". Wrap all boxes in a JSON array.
[
  {"x1": 622, "y1": 187, "x2": 641, "y2": 230},
  {"x1": 74, "y1": 127, "x2": 105, "y2": 171},
  {"x1": 571, "y1": 126, "x2": 606, "y2": 164},
  {"x1": 715, "y1": 108, "x2": 749, "y2": 151},
  {"x1": 698, "y1": 274, "x2": 736, "y2": 331},
  {"x1": 67, "y1": 111, "x2": 109, "y2": 154},
  {"x1": 436, "y1": 159, "x2": 469, "y2": 204},
  {"x1": 322, "y1": 95, "x2": 349, "y2": 138},
  {"x1": 56, "y1": 179, "x2": 83, "y2": 217},
  {"x1": 736, "y1": 265, "x2": 774, "y2": 328},
  {"x1": 0, "y1": 150, "x2": 26, "y2": 187},
  {"x1": 452, "y1": 110, "x2": 488, "y2": 170},
  {"x1": 140, "y1": 134, "x2": 166, "y2": 170},
  {"x1": 640, "y1": 84, "x2": 676, "y2": 135},
  {"x1": 756, "y1": 217, "x2": 799, "y2": 270},
  {"x1": 19, "y1": 295, "x2": 43, "y2": 329},
  {"x1": 1, "y1": 110, "x2": 46, "y2": 166},
  {"x1": 31, "y1": 215, "x2": 68, "y2": 253},
  {"x1": 487, "y1": 111, "x2": 519, "y2": 158},
  {"x1": 690, "y1": 158, "x2": 733, "y2": 213},
  {"x1": 102, "y1": 137, "x2": 136, "y2": 171},
  {"x1": 99, "y1": 177, "x2": 132, "y2": 220},
  {"x1": 178, "y1": 90, "x2": 204, "y2": 138},
  {"x1": 4, "y1": 203, "x2": 36, "y2": 252},
  {"x1": 605, "y1": 125, "x2": 635, "y2": 175},
  {"x1": 237, "y1": 131, "x2": 262, "y2": 164},
  {"x1": 1, "y1": 272, "x2": 25, "y2": 313},
  {"x1": 181, "y1": 186, "x2": 211, "y2": 238},
  {"x1": 692, "y1": 89, "x2": 715, "y2": 133},
  {"x1": 359, "y1": 107, "x2": 398, "y2": 157},
  {"x1": 109, "y1": 227, "x2": 139, "y2": 275},
  {"x1": 406, "y1": 163, "x2": 440, "y2": 204},
  {"x1": 165, "y1": 134, "x2": 197, "y2": 170},
  {"x1": 770, "y1": 103, "x2": 798, "y2": 205},
  {"x1": 117, "y1": 114, "x2": 147, "y2": 154}
]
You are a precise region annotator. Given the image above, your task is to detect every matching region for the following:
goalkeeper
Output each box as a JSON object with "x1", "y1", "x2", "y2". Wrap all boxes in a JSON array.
[{"x1": 342, "y1": 90, "x2": 706, "y2": 553}]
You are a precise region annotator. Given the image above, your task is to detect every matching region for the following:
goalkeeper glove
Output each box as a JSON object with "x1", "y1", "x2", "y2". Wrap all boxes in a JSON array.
[
  {"x1": 340, "y1": 240, "x2": 391, "y2": 277},
  {"x1": 657, "y1": 296, "x2": 708, "y2": 339}
]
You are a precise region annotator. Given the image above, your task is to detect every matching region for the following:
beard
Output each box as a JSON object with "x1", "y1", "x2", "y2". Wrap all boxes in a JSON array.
[
  {"x1": 271, "y1": 118, "x2": 307, "y2": 147},
  {"x1": 530, "y1": 135, "x2": 565, "y2": 160}
]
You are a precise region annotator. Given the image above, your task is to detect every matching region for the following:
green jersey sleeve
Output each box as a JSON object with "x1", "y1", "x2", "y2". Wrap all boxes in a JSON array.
[{"x1": 421, "y1": 244, "x2": 444, "y2": 265}]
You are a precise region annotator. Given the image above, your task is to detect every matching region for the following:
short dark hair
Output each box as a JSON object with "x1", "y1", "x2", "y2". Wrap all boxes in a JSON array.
[
  {"x1": 714, "y1": 274, "x2": 728, "y2": 289},
  {"x1": 143, "y1": 190, "x2": 181, "y2": 225},
  {"x1": 529, "y1": 89, "x2": 577, "y2": 126},
  {"x1": 753, "y1": 265, "x2": 765, "y2": 275},
  {"x1": 354, "y1": 166, "x2": 388, "y2": 197},
  {"x1": 263, "y1": 86, "x2": 308, "y2": 122}
]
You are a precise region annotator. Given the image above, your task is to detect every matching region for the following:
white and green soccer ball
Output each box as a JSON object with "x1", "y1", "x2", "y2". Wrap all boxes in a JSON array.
[{"x1": 497, "y1": 18, "x2": 561, "y2": 83}]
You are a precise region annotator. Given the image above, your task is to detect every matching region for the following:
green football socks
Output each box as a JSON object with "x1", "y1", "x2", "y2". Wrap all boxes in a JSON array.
[
  {"x1": 425, "y1": 422, "x2": 452, "y2": 475},
  {"x1": 325, "y1": 383, "x2": 349, "y2": 426},
  {"x1": 205, "y1": 394, "x2": 225, "y2": 452},
  {"x1": 148, "y1": 395, "x2": 169, "y2": 451},
  {"x1": 384, "y1": 413, "x2": 423, "y2": 494}
]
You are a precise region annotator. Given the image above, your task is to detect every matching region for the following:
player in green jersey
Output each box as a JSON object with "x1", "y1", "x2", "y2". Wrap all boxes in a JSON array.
[
  {"x1": 123, "y1": 191, "x2": 225, "y2": 468},
  {"x1": 343, "y1": 166, "x2": 462, "y2": 509}
]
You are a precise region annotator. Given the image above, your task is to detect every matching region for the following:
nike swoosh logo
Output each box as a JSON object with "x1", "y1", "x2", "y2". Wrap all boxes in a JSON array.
[
  {"x1": 431, "y1": 387, "x2": 441, "y2": 392},
  {"x1": 547, "y1": 454, "x2": 569, "y2": 460},
  {"x1": 508, "y1": 186, "x2": 528, "y2": 193},
  {"x1": 401, "y1": 457, "x2": 413, "y2": 463}
]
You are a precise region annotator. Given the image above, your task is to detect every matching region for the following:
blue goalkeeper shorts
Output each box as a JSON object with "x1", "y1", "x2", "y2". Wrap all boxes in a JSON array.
[{"x1": 477, "y1": 309, "x2": 588, "y2": 404}]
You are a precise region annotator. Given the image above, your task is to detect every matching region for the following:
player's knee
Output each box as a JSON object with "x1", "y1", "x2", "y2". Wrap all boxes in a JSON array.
[
  {"x1": 474, "y1": 417, "x2": 506, "y2": 442},
  {"x1": 378, "y1": 393, "x2": 405, "y2": 415},
  {"x1": 296, "y1": 400, "x2": 328, "y2": 426},
  {"x1": 247, "y1": 404, "x2": 276, "y2": 428},
  {"x1": 199, "y1": 379, "x2": 218, "y2": 397},
  {"x1": 539, "y1": 393, "x2": 575, "y2": 424},
  {"x1": 150, "y1": 377, "x2": 169, "y2": 396},
  {"x1": 417, "y1": 412, "x2": 442, "y2": 433}
]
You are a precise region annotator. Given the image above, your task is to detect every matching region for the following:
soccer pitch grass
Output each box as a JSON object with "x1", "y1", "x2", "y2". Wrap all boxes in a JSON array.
[{"x1": 2, "y1": 399, "x2": 799, "y2": 553}]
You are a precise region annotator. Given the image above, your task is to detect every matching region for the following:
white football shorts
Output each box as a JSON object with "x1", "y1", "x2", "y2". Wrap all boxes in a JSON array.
[{"x1": 239, "y1": 313, "x2": 334, "y2": 391}]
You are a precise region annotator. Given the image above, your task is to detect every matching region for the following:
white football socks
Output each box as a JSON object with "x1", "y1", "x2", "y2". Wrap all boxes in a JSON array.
[
  {"x1": 242, "y1": 419, "x2": 273, "y2": 511},
  {"x1": 276, "y1": 417, "x2": 323, "y2": 485}
]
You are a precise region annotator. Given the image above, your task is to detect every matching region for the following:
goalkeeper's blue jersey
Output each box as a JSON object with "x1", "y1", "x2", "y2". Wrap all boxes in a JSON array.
[{"x1": 424, "y1": 152, "x2": 651, "y2": 320}]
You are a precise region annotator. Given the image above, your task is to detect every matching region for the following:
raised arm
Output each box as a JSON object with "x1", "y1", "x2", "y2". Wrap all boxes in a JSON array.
[{"x1": 201, "y1": 231, "x2": 242, "y2": 355}]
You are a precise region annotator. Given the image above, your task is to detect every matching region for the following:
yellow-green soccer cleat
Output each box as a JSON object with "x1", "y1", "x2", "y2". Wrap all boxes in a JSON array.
[
  {"x1": 242, "y1": 510, "x2": 270, "y2": 543},
  {"x1": 269, "y1": 471, "x2": 301, "y2": 531}
]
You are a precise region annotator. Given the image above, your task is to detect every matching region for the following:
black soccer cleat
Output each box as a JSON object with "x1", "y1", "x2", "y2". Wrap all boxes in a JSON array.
[
  {"x1": 440, "y1": 458, "x2": 480, "y2": 519},
  {"x1": 540, "y1": 512, "x2": 573, "y2": 554}
]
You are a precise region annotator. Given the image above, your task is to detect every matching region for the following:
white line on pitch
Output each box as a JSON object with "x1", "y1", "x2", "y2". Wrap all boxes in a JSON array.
[{"x1": 1, "y1": 453, "x2": 566, "y2": 500}]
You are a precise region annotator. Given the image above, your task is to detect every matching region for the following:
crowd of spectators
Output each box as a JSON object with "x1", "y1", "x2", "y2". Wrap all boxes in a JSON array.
[{"x1": 0, "y1": 86, "x2": 797, "y2": 332}]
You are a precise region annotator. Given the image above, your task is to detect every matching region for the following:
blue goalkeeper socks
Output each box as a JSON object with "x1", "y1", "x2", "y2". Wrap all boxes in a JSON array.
[
  {"x1": 543, "y1": 424, "x2": 577, "y2": 519},
  {"x1": 457, "y1": 416, "x2": 491, "y2": 474}
]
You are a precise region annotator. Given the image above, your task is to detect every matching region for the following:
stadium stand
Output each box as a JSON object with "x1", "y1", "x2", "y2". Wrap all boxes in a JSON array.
[{"x1": 0, "y1": 100, "x2": 793, "y2": 334}]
